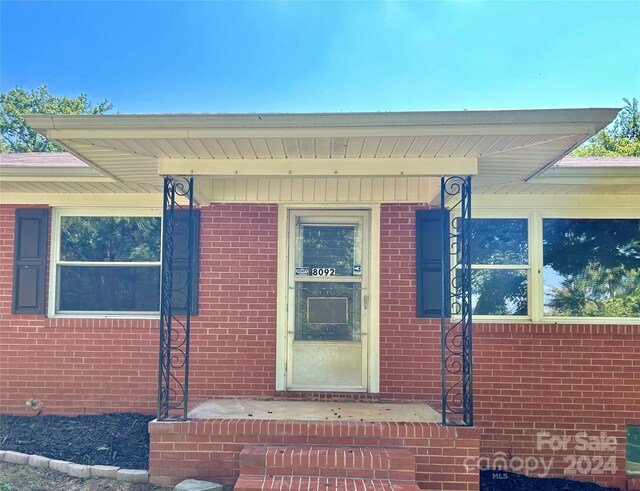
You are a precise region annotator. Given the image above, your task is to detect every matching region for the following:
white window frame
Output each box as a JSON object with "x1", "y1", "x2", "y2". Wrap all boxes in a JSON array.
[
  {"x1": 467, "y1": 212, "x2": 531, "y2": 322},
  {"x1": 472, "y1": 202, "x2": 640, "y2": 325},
  {"x1": 48, "y1": 207, "x2": 162, "y2": 319}
]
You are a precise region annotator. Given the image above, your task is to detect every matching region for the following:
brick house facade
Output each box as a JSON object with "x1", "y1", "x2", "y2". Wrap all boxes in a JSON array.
[{"x1": 1, "y1": 109, "x2": 638, "y2": 489}]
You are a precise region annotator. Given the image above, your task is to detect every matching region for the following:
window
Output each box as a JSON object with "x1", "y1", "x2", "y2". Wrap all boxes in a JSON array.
[
  {"x1": 629, "y1": 426, "x2": 640, "y2": 475},
  {"x1": 459, "y1": 213, "x2": 639, "y2": 321},
  {"x1": 51, "y1": 210, "x2": 161, "y2": 315},
  {"x1": 470, "y1": 218, "x2": 529, "y2": 316},
  {"x1": 543, "y1": 219, "x2": 640, "y2": 318}
]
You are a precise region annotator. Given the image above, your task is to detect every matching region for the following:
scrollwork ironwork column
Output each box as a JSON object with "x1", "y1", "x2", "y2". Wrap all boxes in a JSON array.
[
  {"x1": 441, "y1": 176, "x2": 473, "y2": 426},
  {"x1": 157, "y1": 176, "x2": 195, "y2": 421}
]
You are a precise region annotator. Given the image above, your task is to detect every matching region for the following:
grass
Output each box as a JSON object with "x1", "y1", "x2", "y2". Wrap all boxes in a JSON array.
[{"x1": 0, "y1": 462, "x2": 170, "y2": 491}]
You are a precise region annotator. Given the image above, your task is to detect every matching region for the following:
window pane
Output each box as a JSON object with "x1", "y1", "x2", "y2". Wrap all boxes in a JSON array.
[
  {"x1": 300, "y1": 225, "x2": 358, "y2": 276},
  {"x1": 470, "y1": 269, "x2": 528, "y2": 315},
  {"x1": 470, "y1": 219, "x2": 528, "y2": 265},
  {"x1": 628, "y1": 426, "x2": 640, "y2": 474},
  {"x1": 543, "y1": 219, "x2": 640, "y2": 317},
  {"x1": 58, "y1": 266, "x2": 160, "y2": 312},
  {"x1": 60, "y1": 217, "x2": 161, "y2": 262},
  {"x1": 295, "y1": 282, "x2": 361, "y2": 341}
]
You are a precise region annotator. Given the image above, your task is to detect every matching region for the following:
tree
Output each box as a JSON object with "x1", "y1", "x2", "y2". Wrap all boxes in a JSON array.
[
  {"x1": 58, "y1": 216, "x2": 161, "y2": 312},
  {"x1": 571, "y1": 97, "x2": 640, "y2": 156},
  {"x1": 0, "y1": 86, "x2": 112, "y2": 153},
  {"x1": 614, "y1": 97, "x2": 640, "y2": 140},
  {"x1": 543, "y1": 218, "x2": 640, "y2": 317}
]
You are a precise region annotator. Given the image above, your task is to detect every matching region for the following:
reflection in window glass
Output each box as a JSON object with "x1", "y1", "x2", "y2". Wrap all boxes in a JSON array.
[
  {"x1": 56, "y1": 215, "x2": 162, "y2": 313},
  {"x1": 543, "y1": 219, "x2": 640, "y2": 317},
  {"x1": 301, "y1": 225, "x2": 357, "y2": 276},
  {"x1": 59, "y1": 266, "x2": 160, "y2": 312},
  {"x1": 60, "y1": 217, "x2": 161, "y2": 262},
  {"x1": 471, "y1": 269, "x2": 528, "y2": 315},
  {"x1": 471, "y1": 219, "x2": 528, "y2": 265},
  {"x1": 468, "y1": 218, "x2": 529, "y2": 316},
  {"x1": 629, "y1": 426, "x2": 640, "y2": 475}
]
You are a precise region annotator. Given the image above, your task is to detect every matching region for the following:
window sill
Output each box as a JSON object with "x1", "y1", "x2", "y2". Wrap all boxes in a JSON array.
[{"x1": 48, "y1": 313, "x2": 159, "y2": 320}]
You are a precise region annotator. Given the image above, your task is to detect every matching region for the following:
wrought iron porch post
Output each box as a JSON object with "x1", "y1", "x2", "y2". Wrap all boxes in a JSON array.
[
  {"x1": 441, "y1": 176, "x2": 474, "y2": 426},
  {"x1": 157, "y1": 176, "x2": 195, "y2": 421}
]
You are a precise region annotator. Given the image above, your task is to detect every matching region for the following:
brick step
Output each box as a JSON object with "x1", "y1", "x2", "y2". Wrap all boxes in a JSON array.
[
  {"x1": 239, "y1": 445, "x2": 416, "y2": 481},
  {"x1": 233, "y1": 476, "x2": 421, "y2": 491}
]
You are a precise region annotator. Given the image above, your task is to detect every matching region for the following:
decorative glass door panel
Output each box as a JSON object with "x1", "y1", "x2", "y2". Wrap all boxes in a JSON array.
[
  {"x1": 287, "y1": 211, "x2": 369, "y2": 391},
  {"x1": 295, "y1": 282, "x2": 361, "y2": 341}
]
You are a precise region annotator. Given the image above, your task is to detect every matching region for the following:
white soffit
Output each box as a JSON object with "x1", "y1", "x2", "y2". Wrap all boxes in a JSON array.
[
  {"x1": 23, "y1": 109, "x2": 619, "y2": 189},
  {"x1": 0, "y1": 152, "x2": 161, "y2": 195}
]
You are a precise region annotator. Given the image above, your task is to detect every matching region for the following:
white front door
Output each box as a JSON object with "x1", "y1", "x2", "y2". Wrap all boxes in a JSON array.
[{"x1": 286, "y1": 210, "x2": 369, "y2": 392}]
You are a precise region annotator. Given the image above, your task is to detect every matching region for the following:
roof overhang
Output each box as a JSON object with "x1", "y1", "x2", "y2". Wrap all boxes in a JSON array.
[
  {"x1": 0, "y1": 165, "x2": 113, "y2": 182},
  {"x1": 20, "y1": 108, "x2": 621, "y2": 202},
  {"x1": 527, "y1": 165, "x2": 640, "y2": 185}
]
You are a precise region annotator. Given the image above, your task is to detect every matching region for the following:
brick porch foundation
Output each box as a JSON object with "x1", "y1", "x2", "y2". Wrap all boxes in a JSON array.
[{"x1": 148, "y1": 418, "x2": 481, "y2": 490}]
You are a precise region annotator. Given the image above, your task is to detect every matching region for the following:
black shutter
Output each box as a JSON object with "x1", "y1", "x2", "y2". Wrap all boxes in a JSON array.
[
  {"x1": 416, "y1": 209, "x2": 450, "y2": 318},
  {"x1": 171, "y1": 209, "x2": 200, "y2": 315},
  {"x1": 12, "y1": 208, "x2": 49, "y2": 314}
]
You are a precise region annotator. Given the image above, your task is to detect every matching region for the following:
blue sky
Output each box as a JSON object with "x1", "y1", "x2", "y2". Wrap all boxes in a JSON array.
[{"x1": 1, "y1": 1, "x2": 638, "y2": 114}]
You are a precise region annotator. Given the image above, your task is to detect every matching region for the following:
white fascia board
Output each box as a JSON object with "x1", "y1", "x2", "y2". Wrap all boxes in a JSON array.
[
  {"x1": 158, "y1": 157, "x2": 478, "y2": 177},
  {"x1": 0, "y1": 192, "x2": 163, "y2": 206},
  {"x1": 39, "y1": 124, "x2": 599, "y2": 140},
  {"x1": 24, "y1": 108, "x2": 620, "y2": 129},
  {"x1": 24, "y1": 108, "x2": 619, "y2": 139}
]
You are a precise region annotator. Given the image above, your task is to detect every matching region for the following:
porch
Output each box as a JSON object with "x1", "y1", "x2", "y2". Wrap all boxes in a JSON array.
[{"x1": 148, "y1": 398, "x2": 480, "y2": 489}]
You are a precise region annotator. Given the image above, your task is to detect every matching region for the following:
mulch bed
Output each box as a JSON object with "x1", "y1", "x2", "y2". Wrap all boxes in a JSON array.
[
  {"x1": 0, "y1": 413, "x2": 154, "y2": 470},
  {"x1": 481, "y1": 470, "x2": 622, "y2": 491}
]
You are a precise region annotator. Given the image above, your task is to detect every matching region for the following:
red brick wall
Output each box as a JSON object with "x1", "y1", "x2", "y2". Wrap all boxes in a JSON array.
[
  {"x1": 1, "y1": 202, "x2": 638, "y2": 488},
  {"x1": 474, "y1": 323, "x2": 640, "y2": 489},
  {"x1": 148, "y1": 418, "x2": 481, "y2": 490},
  {"x1": 379, "y1": 204, "x2": 441, "y2": 401},
  {"x1": 0, "y1": 204, "x2": 155, "y2": 414},
  {"x1": 378, "y1": 204, "x2": 640, "y2": 488},
  {"x1": 1, "y1": 202, "x2": 440, "y2": 414},
  {"x1": 0, "y1": 203, "x2": 279, "y2": 415},
  {"x1": 188, "y1": 204, "x2": 278, "y2": 400}
]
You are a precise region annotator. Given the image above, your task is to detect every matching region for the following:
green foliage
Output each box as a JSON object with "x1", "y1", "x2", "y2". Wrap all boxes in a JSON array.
[
  {"x1": 545, "y1": 264, "x2": 640, "y2": 317},
  {"x1": 58, "y1": 216, "x2": 161, "y2": 312},
  {"x1": 471, "y1": 218, "x2": 640, "y2": 318},
  {"x1": 0, "y1": 85, "x2": 112, "y2": 153},
  {"x1": 302, "y1": 226, "x2": 355, "y2": 276},
  {"x1": 615, "y1": 97, "x2": 640, "y2": 140},
  {"x1": 469, "y1": 219, "x2": 529, "y2": 315},
  {"x1": 543, "y1": 219, "x2": 640, "y2": 275},
  {"x1": 571, "y1": 130, "x2": 640, "y2": 156},
  {"x1": 543, "y1": 218, "x2": 640, "y2": 318},
  {"x1": 472, "y1": 269, "x2": 528, "y2": 316},
  {"x1": 628, "y1": 426, "x2": 640, "y2": 473},
  {"x1": 572, "y1": 97, "x2": 640, "y2": 156},
  {"x1": 60, "y1": 217, "x2": 161, "y2": 262}
]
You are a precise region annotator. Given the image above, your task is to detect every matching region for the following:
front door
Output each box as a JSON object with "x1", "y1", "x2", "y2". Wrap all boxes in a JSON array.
[{"x1": 286, "y1": 210, "x2": 369, "y2": 392}]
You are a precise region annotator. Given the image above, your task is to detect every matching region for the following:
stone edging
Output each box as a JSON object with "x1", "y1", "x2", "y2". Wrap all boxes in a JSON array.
[{"x1": 0, "y1": 449, "x2": 149, "y2": 483}]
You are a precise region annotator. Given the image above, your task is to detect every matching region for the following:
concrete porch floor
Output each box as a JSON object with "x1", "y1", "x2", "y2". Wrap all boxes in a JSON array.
[{"x1": 188, "y1": 398, "x2": 441, "y2": 422}]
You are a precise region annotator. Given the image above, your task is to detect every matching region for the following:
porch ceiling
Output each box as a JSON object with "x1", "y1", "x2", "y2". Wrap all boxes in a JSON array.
[{"x1": 23, "y1": 109, "x2": 619, "y2": 202}]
